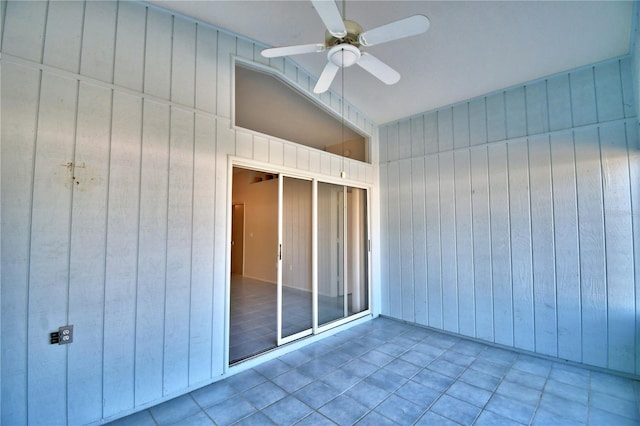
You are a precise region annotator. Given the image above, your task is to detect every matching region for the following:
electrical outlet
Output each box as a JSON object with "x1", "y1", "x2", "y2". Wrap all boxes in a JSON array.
[
  {"x1": 59, "y1": 325, "x2": 73, "y2": 344},
  {"x1": 50, "y1": 325, "x2": 73, "y2": 345}
]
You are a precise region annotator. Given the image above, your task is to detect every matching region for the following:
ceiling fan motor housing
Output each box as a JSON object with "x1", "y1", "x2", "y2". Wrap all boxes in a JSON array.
[{"x1": 325, "y1": 20, "x2": 363, "y2": 47}]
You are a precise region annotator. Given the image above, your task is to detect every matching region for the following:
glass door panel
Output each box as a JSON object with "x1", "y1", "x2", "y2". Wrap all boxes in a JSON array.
[
  {"x1": 278, "y1": 176, "x2": 313, "y2": 344},
  {"x1": 346, "y1": 187, "x2": 368, "y2": 316},
  {"x1": 317, "y1": 182, "x2": 346, "y2": 326},
  {"x1": 317, "y1": 183, "x2": 369, "y2": 328}
]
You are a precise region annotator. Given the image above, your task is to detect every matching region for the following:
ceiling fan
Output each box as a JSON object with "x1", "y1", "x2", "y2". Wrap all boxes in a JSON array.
[{"x1": 261, "y1": 0, "x2": 430, "y2": 94}]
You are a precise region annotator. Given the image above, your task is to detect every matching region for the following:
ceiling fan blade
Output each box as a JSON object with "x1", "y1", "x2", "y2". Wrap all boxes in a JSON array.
[
  {"x1": 310, "y1": 0, "x2": 347, "y2": 38},
  {"x1": 262, "y1": 43, "x2": 326, "y2": 58},
  {"x1": 313, "y1": 61, "x2": 340, "y2": 93},
  {"x1": 356, "y1": 52, "x2": 400, "y2": 85},
  {"x1": 358, "y1": 15, "x2": 430, "y2": 47}
]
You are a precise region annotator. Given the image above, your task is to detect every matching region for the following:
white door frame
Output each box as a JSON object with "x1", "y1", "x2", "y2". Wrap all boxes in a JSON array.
[{"x1": 226, "y1": 156, "x2": 372, "y2": 362}]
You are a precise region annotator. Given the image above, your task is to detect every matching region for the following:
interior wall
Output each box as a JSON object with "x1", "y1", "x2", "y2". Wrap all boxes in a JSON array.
[
  {"x1": 232, "y1": 171, "x2": 278, "y2": 283},
  {"x1": 0, "y1": 1, "x2": 376, "y2": 425},
  {"x1": 379, "y1": 56, "x2": 639, "y2": 376}
]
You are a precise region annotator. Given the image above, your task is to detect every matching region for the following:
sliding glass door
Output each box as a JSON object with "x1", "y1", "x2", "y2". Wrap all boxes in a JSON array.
[
  {"x1": 317, "y1": 183, "x2": 369, "y2": 329},
  {"x1": 277, "y1": 176, "x2": 313, "y2": 344}
]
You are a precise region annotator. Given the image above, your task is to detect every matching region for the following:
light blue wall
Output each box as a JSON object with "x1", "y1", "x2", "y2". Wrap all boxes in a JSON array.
[
  {"x1": 632, "y1": 1, "x2": 640, "y2": 121},
  {"x1": 0, "y1": 1, "x2": 375, "y2": 425},
  {"x1": 379, "y1": 57, "x2": 640, "y2": 376}
]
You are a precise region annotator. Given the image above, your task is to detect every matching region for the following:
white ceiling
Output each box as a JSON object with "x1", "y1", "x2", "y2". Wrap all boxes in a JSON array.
[{"x1": 150, "y1": 0, "x2": 634, "y2": 125}]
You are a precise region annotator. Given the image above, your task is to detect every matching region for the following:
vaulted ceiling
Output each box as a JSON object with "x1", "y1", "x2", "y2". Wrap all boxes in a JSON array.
[{"x1": 150, "y1": 1, "x2": 634, "y2": 124}]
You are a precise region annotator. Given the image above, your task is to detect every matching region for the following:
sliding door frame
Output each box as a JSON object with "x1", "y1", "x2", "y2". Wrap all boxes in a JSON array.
[{"x1": 227, "y1": 157, "x2": 373, "y2": 361}]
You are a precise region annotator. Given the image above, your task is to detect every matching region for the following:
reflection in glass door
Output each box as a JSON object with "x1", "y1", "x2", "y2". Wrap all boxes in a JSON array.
[
  {"x1": 278, "y1": 176, "x2": 313, "y2": 344},
  {"x1": 317, "y1": 183, "x2": 369, "y2": 328}
]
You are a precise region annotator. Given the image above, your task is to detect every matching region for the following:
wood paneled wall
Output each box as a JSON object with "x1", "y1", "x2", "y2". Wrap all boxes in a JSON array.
[
  {"x1": 379, "y1": 57, "x2": 640, "y2": 376},
  {"x1": 0, "y1": 1, "x2": 374, "y2": 424}
]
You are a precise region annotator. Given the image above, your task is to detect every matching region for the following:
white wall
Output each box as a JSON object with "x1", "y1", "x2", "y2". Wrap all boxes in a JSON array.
[
  {"x1": 0, "y1": 1, "x2": 375, "y2": 425},
  {"x1": 379, "y1": 56, "x2": 639, "y2": 376}
]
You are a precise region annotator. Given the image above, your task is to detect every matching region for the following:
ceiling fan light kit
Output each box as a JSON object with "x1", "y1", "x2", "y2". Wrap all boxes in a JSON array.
[
  {"x1": 261, "y1": 0, "x2": 430, "y2": 94},
  {"x1": 328, "y1": 44, "x2": 360, "y2": 67}
]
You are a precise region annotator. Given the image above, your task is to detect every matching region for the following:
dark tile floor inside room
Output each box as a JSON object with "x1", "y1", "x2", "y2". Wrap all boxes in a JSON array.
[
  {"x1": 229, "y1": 276, "x2": 353, "y2": 363},
  {"x1": 110, "y1": 316, "x2": 640, "y2": 425}
]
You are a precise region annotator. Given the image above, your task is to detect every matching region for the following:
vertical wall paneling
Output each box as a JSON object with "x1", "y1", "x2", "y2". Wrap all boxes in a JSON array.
[
  {"x1": 398, "y1": 159, "x2": 414, "y2": 321},
  {"x1": 627, "y1": 122, "x2": 640, "y2": 375},
  {"x1": 144, "y1": 8, "x2": 172, "y2": 100},
  {"x1": 398, "y1": 119, "x2": 411, "y2": 160},
  {"x1": 216, "y1": 31, "x2": 235, "y2": 118},
  {"x1": 171, "y1": 18, "x2": 196, "y2": 107},
  {"x1": 454, "y1": 151, "x2": 474, "y2": 337},
  {"x1": 486, "y1": 92, "x2": 506, "y2": 143},
  {"x1": 284, "y1": 144, "x2": 297, "y2": 169},
  {"x1": 235, "y1": 131, "x2": 253, "y2": 159},
  {"x1": 595, "y1": 60, "x2": 624, "y2": 123},
  {"x1": 574, "y1": 126, "x2": 607, "y2": 368},
  {"x1": 437, "y1": 108, "x2": 453, "y2": 152},
  {"x1": 570, "y1": 67, "x2": 598, "y2": 127},
  {"x1": 1, "y1": 64, "x2": 41, "y2": 426},
  {"x1": 507, "y1": 140, "x2": 534, "y2": 351},
  {"x1": 550, "y1": 131, "x2": 581, "y2": 363},
  {"x1": 253, "y1": 135, "x2": 269, "y2": 163},
  {"x1": 378, "y1": 125, "x2": 388, "y2": 163},
  {"x1": 113, "y1": 1, "x2": 146, "y2": 92},
  {"x1": 424, "y1": 157, "x2": 441, "y2": 327},
  {"x1": 2, "y1": 0, "x2": 46, "y2": 62},
  {"x1": 80, "y1": 0, "x2": 117, "y2": 83},
  {"x1": 67, "y1": 83, "x2": 112, "y2": 425},
  {"x1": 27, "y1": 73, "x2": 77, "y2": 426},
  {"x1": 411, "y1": 158, "x2": 427, "y2": 325},
  {"x1": 470, "y1": 146, "x2": 493, "y2": 341},
  {"x1": 525, "y1": 81, "x2": 549, "y2": 136},
  {"x1": 308, "y1": 150, "x2": 321, "y2": 174},
  {"x1": 600, "y1": 122, "x2": 635, "y2": 373},
  {"x1": 546, "y1": 74, "x2": 572, "y2": 132},
  {"x1": 620, "y1": 57, "x2": 635, "y2": 119},
  {"x1": 505, "y1": 87, "x2": 527, "y2": 140},
  {"x1": 453, "y1": 103, "x2": 470, "y2": 149},
  {"x1": 386, "y1": 123, "x2": 399, "y2": 162},
  {"x1": 195, "y1": 25, "x2": 218, "y2": 114},
  {"x1": 425, "y1": 156, "x2": 442, "y2": 327},
  {"x1": 379, "y1": 57, "x2": 637, "y2": 374},
  {"x1": 439, "y1": 152, "x2": 458, "y2": 332},
  {"x1": 211, "y1": 118, "x2": 227, "y2": 375},
  {"x1": 189, "y1": 114, "x2": 216, "y2": 384},
  {"x1": 410, "y1": 116, "x2": 424, "y2": 157},
  {"x1": 386, "y1": 162, "x2": 402, "y2": 318},
  {"x1": 42, "y1": 0, "x2": 84, "y2": 73},
  {"x1": 488, "y1": 143, "x2": 513, "y2": 346},
  {"x1": 135, "y1": 100, "x2": 169, "y2": 405},
  {"x1": 235, "y1": 38, "x2": 252, "y2": 61},
  {"x1": 0, "y1": 0, "x2": 5, "y2": 49},
  {"x1": 379, "y1": 164, "x2": 390, "y2": 315},
  {"x1": 269, "y1": 139, "x2": 284, "y2": 166},
  {"x1": 297, "y1": 146, "x2": 310, "y2": 171},
  {"x1": 469, "y1": 98, "x2": 487, "y2": 146},
  {"x1": 2, "y1": 2, "x2": 378, "y2": 423},
  {"x1": 103, "y1": 92, "x2": 143, "y2": 417},
  {"x1": 163, "y1": 108, "x2": 195, "y2": 395},
  {"x1": 424, "y1": 112, "x2": 439, "y2": 154},
  {"x1": 528, "y1": 135, "x2": 557, "y2": 357}
]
